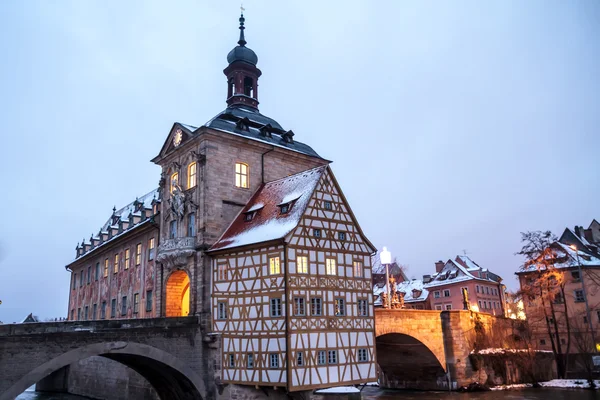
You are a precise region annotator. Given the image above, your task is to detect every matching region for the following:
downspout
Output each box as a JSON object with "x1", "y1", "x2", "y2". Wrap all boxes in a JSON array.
[
  {"x1": 261, "y1": 147, "x2": 275, "y2": 183},
  {"x1": 283, "y1": 242, "x2": 292, "y2": 392}
]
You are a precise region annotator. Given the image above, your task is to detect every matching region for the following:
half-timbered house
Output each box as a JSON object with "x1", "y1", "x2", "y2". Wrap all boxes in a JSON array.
[{"x1": 209, "y1": 165, "x2": 377, "y2": 391}]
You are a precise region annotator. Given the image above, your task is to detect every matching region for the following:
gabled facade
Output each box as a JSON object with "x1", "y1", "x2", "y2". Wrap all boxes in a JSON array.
[
  {"x1": 209, "y1": 166, "x2": 377, "y2": 391},
  {"x1": 423, "y1": 256, "x2": 505, "y2": 315}
]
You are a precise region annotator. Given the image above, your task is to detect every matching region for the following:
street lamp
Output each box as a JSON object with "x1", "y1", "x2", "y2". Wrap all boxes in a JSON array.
[
  {"x1": 380, "y1": 247, "x2": 392, "y2": 309},
  {"x1": 569, "y1": 244, "x2": 597, "y2": 352}
]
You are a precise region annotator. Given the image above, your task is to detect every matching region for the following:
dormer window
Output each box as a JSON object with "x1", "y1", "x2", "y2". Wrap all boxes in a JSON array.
[
  {"x1": 236, "y1": 118, "x2": 250, "y2": 132},
  {"x1": 282, "y1": 130, "x2": 295, "y2": 144},
  {"x1": 279, "y1": 203, "x2": 291, "y2": 214},
  {"x1": 244, "y1": 212, "x2": 254, "y2": 222}
]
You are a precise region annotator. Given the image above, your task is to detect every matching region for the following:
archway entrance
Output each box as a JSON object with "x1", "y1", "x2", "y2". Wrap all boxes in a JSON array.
[{"x1": 166, "y1": 270, "x2": 190, "y2": 317}]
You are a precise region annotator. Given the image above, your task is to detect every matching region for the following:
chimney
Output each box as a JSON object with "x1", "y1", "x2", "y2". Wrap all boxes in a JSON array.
[{"x1": 435, "y1": 260, "x2": 445, "y2": 273}]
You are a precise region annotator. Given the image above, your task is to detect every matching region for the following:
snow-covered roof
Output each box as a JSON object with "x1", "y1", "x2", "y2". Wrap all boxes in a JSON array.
[
  {"x1": 456, "y1": 255, "x2": 482, "y2": 271},
  {"x1": 424, "y1": 256, "x2": 501, "y2": 288},
  {"x1": 100, "y1": 189, "x2": 158, "y2": 232},
  {"x1": 518, "y1": 241, "x2": 600, "y2": 273},
  {"x1": 209, "y1": 166, "x2": 326, "y2": 251},
  {"x1": 371, "y1": 252, "x2": 408, "y2": 280},
  {"x1": 373, "y1": 279, "x2": 429, "y2": 303}
]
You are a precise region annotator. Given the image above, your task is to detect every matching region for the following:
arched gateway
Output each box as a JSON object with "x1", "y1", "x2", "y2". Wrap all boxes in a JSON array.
[{"x1": 165, "y1": 270, "x2": 191, "y2": 317}]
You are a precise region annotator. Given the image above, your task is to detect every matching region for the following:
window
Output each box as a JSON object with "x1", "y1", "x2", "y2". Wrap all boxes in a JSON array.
[
  {"x1": 353, "y1": 261, "x2": 363, "y2": 277},
  {"x1": 244, "y1": 212, "x2": 253, "y2": 222},
  {"x1": 111, "y1": 299, "x2": 116, "y2": 318},
  {"x1": 574, "y1": 289, "x2": 586, "y2": 303},
  {"x1": 103, "y1": 259, "x2": 109, "y2": 277},
  {"x1": 324, "y1": 201, "x2": 332, "y2": 210},
  {"x1": 188, "y1": 213, "x2": 195, "y2": 237},
  {"x1": 121, "y1": 296, "x2": 127, "y2": 316},
  {"x1": 72, "y1": 273, "x2": 76, "y2": 290},
  {"x1": 135, "y1": 244, "x2": 142, "y2": 266},
  {"x1": 247, "y1": 353, "x2": 254, "y2": 369},
  {"x1": 328, "y1": 350, "x2": 338, "y2": 364},
  {"x1": 358, "y1": 299, "x2": 368, "y2": 316},
  {"x1": 335, "y1": 298, "x2": 346, "y2": 316},
  {"x1": 443, "y1": 289, "x2": 450, "y2": 297},
  {"x1": 146, "y1": 290, "x2": 153, "y2": 312},
  {"x1": 148, "y1": 238, "x2": 155, "y2": 260},
  {"x1": 218, "y1": 264, "x2": 228, "y2": 281},
  {"x1": 87, "y1": 266, "x2": 91, "y2": 284},
  {"x1": 79, "y1": 271, "x2": 83, "y2": 287},
  {"x1": 485, "y1": 287, "x2": 490, "y2": 295},
  {"x1": 77, "y1": 308, "x2": 81, "y2": 321},
  {"x1": 170, "y1": 172, "x2": 179, "y2": 194},
  {"x1": 435, "y1": 305, "x2": 442, "y2": 310},
  {"x1": 84, "y1": 306, "x2": 89, "y2": 320},
  {"x1": 228, "y1": 354, "x2": 235, "y2": 368},
  {"x1": 476, "y1": 285, "x2": 480, "y2": 294},
  {"x1": 270, "y1": 298, "x2": 282, "y2": 317},
  {"x1": 338, "y1": 232, "x2": 346, "y2": 241},
  {"x1": 187, "y1": 162, "x2": 197, "y2": 189},
  {"x1": 95, "y1": 262, "x2": 100, "y2": 280},
  {"x1": 114, "y1": 254, "x2": 119, "y2": 274},
  {"x1": 133, "y1": 293, "x2": 139, "y2": 314},
  {"x1": 125, "y1": 248, "x2": 130, "y2": 270},
  {"x1": 92, "y1": 304, "x2": 97, "y2": 320},
  {"x1": 269, "y1": 256, "x2": 281, "y2": 275},
  {"x1": 571, "y1": 270, "x2": 580, "y2": 281},
  {"x1": 311, "y1": 298, "x2": 322, "y2": 316},
  {"x1": 296, "y1": 351, "x2": 304, "y2": 366},
  {"x1": 270, "y1": 353, "x2": 279, "y2": 368},
  {"x1": 445, "y1": 304, "x2": 452, "y2": 310},
  {"x1": 478, "y1": 300, "x2": 482, "y2": 309},
  {"x1": 358, "y1": 348, "x2": 368, "y2": 362},
  {"x1": 101, "y1": 301, "x2": 106, "y2": 319},
  {"x1": 218, "y1": 302, "x2": 228, "y2": 319},
  {"x1": 169, "y1": 220, "x2": 177, "y2": 239},
  {"x1": 71, "y1": 309, "x2": 74, "y2": 320},
  {"x1": 488, "y1": 301, "x2": 492, "y2": 309},
  {"x1": 434, "y1": 291, "x2": 440, "y2": 299},
  {"x1": 313, "y1": 229, "x2": 321, "y2": 238},
  {"x1": 540, "y1": 339, "x2": 546, "y2": 345},
  {"x1": 297, "y1": 256, "x2": 308, "y2": 274},
  {"x1": 235, "y1": 163, "x2": 249, "y2": 188},
  {"x1": 294, "y1": 297, "x2": 306, "y2": 316},
  {"x1": 280, "y1": 203, "x2": 290, "y2": 214},
  {"x1": 597, "y1": 310, "x2": 600, "y2": 322},
  {"x1": 326, "y1": 258, "x2": 336, "y2": 275},
  {"x1": 583, "y1": 316, "x2": 588, "y2": 324},
  {"x1": 318, "y1": 351, "x2": 327, "y2": 365}
]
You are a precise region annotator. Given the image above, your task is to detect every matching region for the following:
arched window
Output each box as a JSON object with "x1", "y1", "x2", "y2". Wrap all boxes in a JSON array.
[
  {"x1": 244, "y1": 77, "x2": 253, "y2": 97},
  {"x1": 170, "y1": 172, "x2": 179, "y2": 193},
  {"x1": 235, "y1": 162, "x2": 249, "y2": 188},
  {"x1": 187, "y1": 162, "x2": 197, "y2": 189},
  {"x1": 228, "y1": 77, "x2": 235, "y2": 98}
]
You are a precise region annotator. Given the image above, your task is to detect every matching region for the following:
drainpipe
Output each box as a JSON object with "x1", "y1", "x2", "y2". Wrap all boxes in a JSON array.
[{"x1": 261, "y1": 147, "x2": 275, "y2": 183}]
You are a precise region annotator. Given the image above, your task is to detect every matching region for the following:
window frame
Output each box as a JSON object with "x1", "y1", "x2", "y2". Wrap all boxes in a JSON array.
[
  {"x1": 358, "y1": 299, "x2": 369, "y2": 317},
  {"x1": 338, "y1": 232, "x2": 346, "y2": 241},
  {"x1": 217, "y1": 302, "x2": 228, "y2": 320},
  {"x1": 148, "y1": 238, "x2": 155, "y2": 260},
  {"x1": 104, "y1": 259, "x2": 109, "y2": 278},
  {"x1": 269, "y1": 256, "x2": 281, "y2": 275},
  {"x1": 297, "y1": 255, "x2": 308, "y2": 274},
  {"x1": 443, "y1": 289, "x2": 450, "y2": 297},
  {"x1": 235, "y1": 162, "x2": 249, "y2": 189},
  {"x1": 270, "y1": 298, "x2": 282, "y2": 317},
  {"x1": 247, "y1": 353, "x2": 254, "y2": 369},
  {"x1": 434, "y1": 291, "x2": 440, "y2": 299},
  {"x1": 318, "y1": 350, "x2": 327, "y2": 365},
  {"x1": 328, "y1": 350, "x2": 338, "y2": 364},
  {"x1": 146, "y1": 290, "x2": 153, "y2": 312},
  {"x1": 135, "y1": 243, "x2": 142, "y2": 266},
  {"x1": 170, "y1": 172, "x2": 179, "y2": 194},
  {"x1": 188, "y1": 213, "x2": 196, "y2": 237},
  {"x1": 335, "y1": 298, "x2": 346, "y2": 316},
  {"x1": 125, "y1": 248, "x2": 130, "y2": 270},
  {"x1": 574, "y1": 289, "x2": 585, "y2": 303},
  {"x1": 217, "y1": 263, "x2": 228, "y2": 281},
  {"x1": 187, "y1": 162, "x2": 197, "y2": 189},
  {"x1": 293, "y1": 297, "x2": 306, "y2": 316},
  {"x1": 133, "y1": 293, "x2": 140, "y2": 314},
  {"x1": 270, "y1": 353, "x2": 279, "y2": 369},
  {"x1": 313, "y1": 229, "x2": 321, "y2": 238},
  {"x1": 311, "y1": 297, "x2": 322, "y2": 316},
  {"x1": 114, "y1": 253, "x2": 119, "y2": 274},
  {"x1": 324, "y1": 200, "x2": 332, "y2": 210},
  {"x1": 326, "y1": 258, "x2": 337, "y2": 276},
  {"x1": 296, "y1": 351, "x2": 304, "y2": 366},
  {"x1": 358, "y1": 348, "x2": 369, "y2": 363},
  {"x1": 121, "y1": 296, "x2": 127, "y2": 316}
]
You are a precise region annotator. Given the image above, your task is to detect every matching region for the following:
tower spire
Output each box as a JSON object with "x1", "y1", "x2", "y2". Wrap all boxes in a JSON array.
[{"x1": 238, "y1": 6, "x2": 246, "y2": 46}]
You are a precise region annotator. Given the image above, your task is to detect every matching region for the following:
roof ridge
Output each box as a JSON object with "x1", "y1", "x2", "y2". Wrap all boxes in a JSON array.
[{"x1": 264, "y1": 165, "x2": 328, "y2": 186}]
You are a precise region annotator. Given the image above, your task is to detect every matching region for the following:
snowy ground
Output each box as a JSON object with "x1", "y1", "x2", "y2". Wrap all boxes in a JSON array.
[{"x1": 491, "y1": 379, "x2": 600, "y2": 390}]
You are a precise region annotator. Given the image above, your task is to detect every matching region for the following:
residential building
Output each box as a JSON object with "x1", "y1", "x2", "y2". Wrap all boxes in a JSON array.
[
  {"x1": 424, "y1": 256, "x2": 505, "y2": 315},
  {"x1": 374, "y1": 279, "x2": 430, "y2": 309}
]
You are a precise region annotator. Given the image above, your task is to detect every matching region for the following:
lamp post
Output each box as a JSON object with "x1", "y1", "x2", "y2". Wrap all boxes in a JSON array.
[
  {"x1": 380, "y1": 247, "x2": 392, "y2": 309},
  {"x1": 570, "y1": 244, "x2": 597, "y2": 352}
]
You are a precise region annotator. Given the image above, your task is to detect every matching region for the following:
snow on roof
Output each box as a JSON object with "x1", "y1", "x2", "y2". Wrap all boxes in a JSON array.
[
  {"x1": 519, "y1": 242, "x2": 600, "y2": 273},
  {"x1": 210, "y1": 166, "x2": 327, "y2": 251},
  {"x1": 456, "y1": 255, "x2": 482, "y2": 271},
  {"x1": 373, "y1": 279, "x2": 429, "y2": 303},
  {"x1": 101, "y1": 189, "x2": 158, "y2": 232}
]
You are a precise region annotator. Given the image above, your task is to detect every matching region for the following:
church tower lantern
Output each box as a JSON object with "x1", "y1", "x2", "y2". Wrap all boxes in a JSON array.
[{"x1": 224, "y1": 13, "x2": 262, "y2": 110}]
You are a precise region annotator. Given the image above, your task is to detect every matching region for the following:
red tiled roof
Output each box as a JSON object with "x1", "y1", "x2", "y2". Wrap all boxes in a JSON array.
[{"x1": 210, "y1": 166, "x2": 327, "y2": 251}]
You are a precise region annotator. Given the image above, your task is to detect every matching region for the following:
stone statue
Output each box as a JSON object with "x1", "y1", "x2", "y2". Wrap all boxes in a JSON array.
[{"x1": 381, "y1": 292, "x2": 389, "y2": 309}]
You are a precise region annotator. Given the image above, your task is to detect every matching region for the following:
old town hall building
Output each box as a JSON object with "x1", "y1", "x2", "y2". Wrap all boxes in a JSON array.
[{"x1": 65, "y1": 13, "x2": 377, "y2": 397}]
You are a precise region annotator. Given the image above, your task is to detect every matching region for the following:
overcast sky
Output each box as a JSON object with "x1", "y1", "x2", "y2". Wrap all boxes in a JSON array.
[{"x1": 0, "y1": 1, "x2": 598, "y2": 323}]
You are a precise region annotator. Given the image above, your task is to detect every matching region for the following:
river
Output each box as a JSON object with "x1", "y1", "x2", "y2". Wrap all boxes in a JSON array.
[{"x1": 16, "y1": 387, "x2": 600, "y2": 399}]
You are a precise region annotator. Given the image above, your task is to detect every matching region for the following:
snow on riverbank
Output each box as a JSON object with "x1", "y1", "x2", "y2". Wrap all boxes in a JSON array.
[{"x1": 491, "y1": 379, "x2": 600, "y2": 390}]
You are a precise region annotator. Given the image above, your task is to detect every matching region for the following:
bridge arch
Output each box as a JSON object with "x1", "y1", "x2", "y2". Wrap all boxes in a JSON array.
[{"x1": 1, "y1": 341, "x2": 205, "y2": 400}]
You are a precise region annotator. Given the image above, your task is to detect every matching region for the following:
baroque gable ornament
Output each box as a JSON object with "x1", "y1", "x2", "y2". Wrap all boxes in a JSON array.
[{"x1": 173, "y1": 129, "x2": 183, "y2": 147}]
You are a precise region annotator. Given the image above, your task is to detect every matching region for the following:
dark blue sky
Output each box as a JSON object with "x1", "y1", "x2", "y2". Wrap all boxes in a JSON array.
[{"x1": 0, "y1": 1, "x2": 598, "y2": 323}]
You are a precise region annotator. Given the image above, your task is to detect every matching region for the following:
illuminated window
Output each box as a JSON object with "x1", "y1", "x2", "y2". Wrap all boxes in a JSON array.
[
  {"x1": 270, "y1": 256, "x2": 281, "y2": 275},
  {"x1": 270, "y1": 298, "x2": 282, "y2": 317},
  {"x1": 135, "y1": 244, "x2": 142, "y2": 266},
  {"x1": 170, "y1": 172, "x2": 179, "y2": 193},
  {"x1": 114, "y1": 254, "x2": 119, "y2": 274},
  {"x1": 235, "y1": 162, "x2": 249, "y2": 188},
  {"x1": 187, "y1": 162, "x2": 197, "y2": 189},
  {"x1": 293, "y1": 297, "x2": 306, "y2": 316},
  {"x1": 297, "y1": 256, "x2": 308, "y2": 274},
  {"x1": 125, "y1": 248, "x2": 130, "y2": 269},
  {"x1": 335, "y1": 298, "x2": 345, "y2": 316},
  {"x1": 148, "y1": 238, "x2": 155, "y2": 260},
  {"x1": 218, "y1": 302, "x2": 228, "y2": 319},
  {"x1": 218, "y1": 264, "x2": 228, "y2": 281},
  {"x1": 133, "y1": 293, "x2": 139, "y2": 314},
  {"x1": 358, "y1": 348, "x2": 368, "y2": 362},
  {"x1": 326, "y1": 258, "x2": 336, "y2": 275},
  {"x1": 104, "y1": 259, "x2": 109, "y2": 277},
  {"x1": 353, "y1": 261, "x2": 363, "y2": 277}
]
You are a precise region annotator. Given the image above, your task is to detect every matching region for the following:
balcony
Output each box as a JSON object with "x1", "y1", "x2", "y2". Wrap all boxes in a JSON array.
[{"x1": 157, "y1": 237, "x2": 197, "y2": 268}]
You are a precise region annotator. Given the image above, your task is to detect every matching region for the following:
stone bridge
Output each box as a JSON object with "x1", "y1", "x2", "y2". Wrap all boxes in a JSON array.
[
  {"x1": 0, "y1": 316, "x2": 212, "y2": 400},
  {"x1": 375, "y1": 309, "x2": 499, "y2": 390}
]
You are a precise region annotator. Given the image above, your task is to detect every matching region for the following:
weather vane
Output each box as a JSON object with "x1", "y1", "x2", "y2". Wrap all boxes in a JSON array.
[{"x1": 241, "y1": 1, "x2": 245, "y2": 13}]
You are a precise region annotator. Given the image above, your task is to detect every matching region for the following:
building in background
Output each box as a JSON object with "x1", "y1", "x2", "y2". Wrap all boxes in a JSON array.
[{"x1": 423, "y1": 255, "x2": 505, "y2": 315}]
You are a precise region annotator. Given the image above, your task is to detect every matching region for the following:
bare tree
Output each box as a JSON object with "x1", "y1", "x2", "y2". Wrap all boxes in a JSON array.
[
  {"x1": 569, "y1": 316, "x2": 597, "y2": 388},
  {"x1": 517, "y1": 231, "x2": 571, "y2": 378}
]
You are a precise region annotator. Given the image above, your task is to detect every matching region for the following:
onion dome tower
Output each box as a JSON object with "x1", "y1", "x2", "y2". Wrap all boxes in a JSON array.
[{"x1": 224, "y1": 12, "x2": 262, "y2": 110}]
